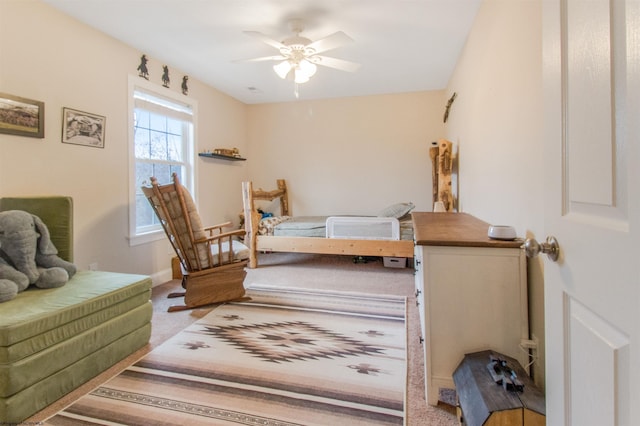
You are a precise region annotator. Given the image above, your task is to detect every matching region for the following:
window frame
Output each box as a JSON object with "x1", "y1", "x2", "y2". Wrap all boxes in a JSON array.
[{"x1": 127, "y1": 76, "x2": 198, "y2": 246}]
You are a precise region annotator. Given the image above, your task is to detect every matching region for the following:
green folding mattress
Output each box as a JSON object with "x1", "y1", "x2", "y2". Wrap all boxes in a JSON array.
[{"x1": 0, "y1": 270, "x2": 152, "y2": 423}]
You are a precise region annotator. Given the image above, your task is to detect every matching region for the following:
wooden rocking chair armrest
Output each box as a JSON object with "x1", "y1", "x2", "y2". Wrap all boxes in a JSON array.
[
  {"x1": 194, "y1": 229, "x2": 246, "y2": 244},
  {"x1": 203, "y1": 221, "x2": 233, "y2": 234},
  {"x1": 213, "y1": 229, "x2": 246, "y2": 240}
]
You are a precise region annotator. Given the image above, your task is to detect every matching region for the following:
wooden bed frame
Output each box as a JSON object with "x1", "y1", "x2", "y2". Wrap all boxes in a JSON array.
[{"x1": 241, "y1": 180, "x2": 415, "y2": 268}]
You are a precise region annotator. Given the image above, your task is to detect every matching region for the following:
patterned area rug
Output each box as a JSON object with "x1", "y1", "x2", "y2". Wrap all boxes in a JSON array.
[{"x1": 45, "y1": 284, "x2": 407, "y2": 425}]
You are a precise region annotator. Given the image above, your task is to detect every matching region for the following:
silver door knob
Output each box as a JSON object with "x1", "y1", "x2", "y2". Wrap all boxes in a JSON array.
[{"x1": 523, "y1": 236, "x2": 560, "y2": 262}]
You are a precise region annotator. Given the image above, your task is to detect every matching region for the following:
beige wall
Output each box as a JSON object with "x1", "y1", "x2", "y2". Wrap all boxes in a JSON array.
[
  {"x1": 3, "y1": 0, "x2": 546, "y2": 390},
  {"x1": 246, "y1": 92, "x2": 444, "y2": 216},
  {"x1": 0, "y1": 0, "x2": 249, "y2": 283},
  {"x1": 445, "y1": 0, "x2": 545, "y2": 388},
  {"x1": 1, "y1": 1, "x2": 445, "y2": 283}
]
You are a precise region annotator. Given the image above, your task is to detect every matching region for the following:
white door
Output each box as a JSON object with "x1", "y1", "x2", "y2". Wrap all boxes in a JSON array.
[{"x1": 543, "y1": 0, "x2": 640, "y2": 425}]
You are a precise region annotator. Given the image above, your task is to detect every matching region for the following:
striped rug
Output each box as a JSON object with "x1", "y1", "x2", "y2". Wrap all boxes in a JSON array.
[{"x1": 45, "y1": 284, "x2": 407, "y2": 425}]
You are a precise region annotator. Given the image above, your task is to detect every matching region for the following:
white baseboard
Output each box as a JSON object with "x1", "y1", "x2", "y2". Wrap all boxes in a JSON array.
[{"x1": 149, "y1": 268, "x2": 174, "y2": 287}]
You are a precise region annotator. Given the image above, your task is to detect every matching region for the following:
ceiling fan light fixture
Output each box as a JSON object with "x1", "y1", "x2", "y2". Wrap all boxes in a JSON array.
[
  {"x1": 244, "y1": 20, "x2": 359, "y2": 93},
  {"x1": 299, "y1": 59, "x2": 317, "y2": 78},
  {"x1": 273, "y1": 61, "x2": 292, "y2": 79},
  {"x1": 291, "y1": 59, "x2": 316, "y2": 84},
  {"x1": 274, "y1": 59, "x2": 316, "y2": 84},
  {"x1": 294, "y1": 69, "x2": 310, "y2": 84}
]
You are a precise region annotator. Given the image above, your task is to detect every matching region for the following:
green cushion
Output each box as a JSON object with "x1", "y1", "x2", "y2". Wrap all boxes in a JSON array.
[
  {"x1": 0, "y1": 291, "x2": 150, "y2": 364},
  {"x1": 0, "y1": 302, "x2": 151, "y2": 397},
  {"x1": 0, "y1": 324, "x2": 151, "y2": 424},
  {"x1": 0, "y1": 196, "x2": 154, "y2": 423},
  {"x1": 0, "y1": 271, "x2": 151, "y2": 347},
  {"x1": 0, "y1": 196, "x2": 74, "y2": 262}
]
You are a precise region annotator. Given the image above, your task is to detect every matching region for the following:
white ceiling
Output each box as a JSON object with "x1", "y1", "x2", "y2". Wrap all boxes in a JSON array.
[{"x1": 42, "y1": 0, "x2": 482, "y2": 104}]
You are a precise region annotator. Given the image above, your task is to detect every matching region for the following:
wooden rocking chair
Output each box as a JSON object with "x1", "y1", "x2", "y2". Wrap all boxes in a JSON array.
[{"x1": 142, "y1": 173, "x2": 249, "y2": 312}]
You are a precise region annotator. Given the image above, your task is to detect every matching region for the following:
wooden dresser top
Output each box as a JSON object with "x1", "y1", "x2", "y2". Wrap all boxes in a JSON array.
[{"x1": 411, "y1": 212, "x2": 523, "y2": 248}]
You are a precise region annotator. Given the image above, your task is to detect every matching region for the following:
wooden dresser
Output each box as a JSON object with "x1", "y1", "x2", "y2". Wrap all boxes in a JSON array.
[{"x1": 411, "y1": 212, "x2": 529, "y2": 406}]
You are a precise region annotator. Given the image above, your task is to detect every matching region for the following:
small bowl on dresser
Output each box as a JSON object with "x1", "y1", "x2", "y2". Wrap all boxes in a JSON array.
[{"x1": 488, "y1": 225, "x2": 517, "y2": 241}]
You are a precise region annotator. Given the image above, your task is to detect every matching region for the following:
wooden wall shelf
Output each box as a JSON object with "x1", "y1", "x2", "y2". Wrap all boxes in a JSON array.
[{"x1": 198, "y1": 153, "x2": 246, "y2": 161}]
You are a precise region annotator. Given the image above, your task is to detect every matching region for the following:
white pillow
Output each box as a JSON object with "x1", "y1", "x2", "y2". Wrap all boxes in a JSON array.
[{"x1": 377, "y1": 202, "x2": 415, "y2": 219}]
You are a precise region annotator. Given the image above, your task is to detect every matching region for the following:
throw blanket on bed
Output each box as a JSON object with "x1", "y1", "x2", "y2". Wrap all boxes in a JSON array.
[{"x1": 258, "y1": 216, "x2": 291, "y2": 235}]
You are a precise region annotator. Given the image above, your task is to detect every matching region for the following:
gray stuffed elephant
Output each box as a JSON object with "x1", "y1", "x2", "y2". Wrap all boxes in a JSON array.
[{"x1": 0, "y1": 210, "x2": 77, "y2": 303}]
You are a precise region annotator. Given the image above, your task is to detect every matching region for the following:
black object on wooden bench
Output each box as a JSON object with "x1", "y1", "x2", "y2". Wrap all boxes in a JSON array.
[{"x1": 453, "y1": 350, "x2": 545, "y2": 426}]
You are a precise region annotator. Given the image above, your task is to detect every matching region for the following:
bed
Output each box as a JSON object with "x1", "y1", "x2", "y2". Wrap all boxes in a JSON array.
[{"x1": 241, "y1": 180, "x2": 415, "y2": 268}]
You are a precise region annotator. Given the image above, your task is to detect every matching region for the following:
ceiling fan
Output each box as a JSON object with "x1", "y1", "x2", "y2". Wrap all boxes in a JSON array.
[{"x1": 238, "y1": 19, "x2": 361, "y2": 85}]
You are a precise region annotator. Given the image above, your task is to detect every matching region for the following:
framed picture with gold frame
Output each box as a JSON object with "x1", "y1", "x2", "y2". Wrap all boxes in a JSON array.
[{"x1": 0, "y1": 92, "x2": 44, "y2": 138}]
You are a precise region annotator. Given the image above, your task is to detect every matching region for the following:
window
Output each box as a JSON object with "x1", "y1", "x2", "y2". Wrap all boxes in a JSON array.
[{"x1": 128, "y1": 77, "x2": 196, "y2": 245}]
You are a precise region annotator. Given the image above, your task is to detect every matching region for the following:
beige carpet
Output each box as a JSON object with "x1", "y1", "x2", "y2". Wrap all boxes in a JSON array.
[{"x1": 27, "y1": 252, "x2": 457, "y2": 425}]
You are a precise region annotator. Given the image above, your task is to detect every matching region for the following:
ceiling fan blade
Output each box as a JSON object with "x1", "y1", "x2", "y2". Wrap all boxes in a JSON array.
[
  {"x1": 233, "y1": 55, "x2": 287, "y2": 63},
  {"x1": 306, "y1": 31, "x2": 353, "y2": 54},
  {"x1": 311, "y1": 55, "x2": 361, "y2": 72},
  {"x1": 243, "y1": 31, "x2": 286, "y2": 50}
]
